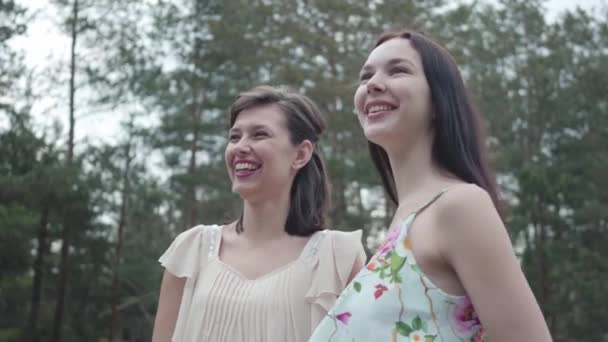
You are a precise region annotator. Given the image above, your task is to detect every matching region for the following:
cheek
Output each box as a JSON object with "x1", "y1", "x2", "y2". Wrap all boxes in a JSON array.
[
  {"x1": 416, "y1": 86, "x2": 433, "y2": 119},
  {"x1": 413, "y1": 81, "x2": 431, "y2": 106},
  {"x1": 272, "y1": 147, "x2": 298, "y2": 174},
  {"x1": 224, "y1": 147, "x2": 233, "y2": 172},
  {"x1": 354, "y1": 86, "x2": 366, "y2": 114}
]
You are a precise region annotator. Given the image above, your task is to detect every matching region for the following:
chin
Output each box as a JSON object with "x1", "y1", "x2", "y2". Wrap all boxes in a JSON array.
[
  {"x1": 232, "y1": 183, "x2": 257, "y2": 196},
  {"x1": 363, "y1": 126, "x2": 394, "y2": 147}
]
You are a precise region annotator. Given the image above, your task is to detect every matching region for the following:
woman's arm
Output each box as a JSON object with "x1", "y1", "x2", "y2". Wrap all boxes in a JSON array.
[
  {"x1": 152, "y1": 270, "x2": 187, "y2": 342},
  {"x1": 438, "y1": 185, "x2": 552, "y2": 341}
]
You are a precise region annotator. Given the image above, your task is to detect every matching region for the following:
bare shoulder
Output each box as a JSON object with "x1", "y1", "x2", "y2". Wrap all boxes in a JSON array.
[
  {"x1": 436, "y1": 183, "x2": 500, "y2": 227},
  {"x1": 439, "y1": 183, "x2": 494, "y2": 213},
  {"x1": 431, "y1": 185, "x2": 552, "y2": 341},
  {"x1": 434, "y1": 183, "x2": 510, "y2": 255}
]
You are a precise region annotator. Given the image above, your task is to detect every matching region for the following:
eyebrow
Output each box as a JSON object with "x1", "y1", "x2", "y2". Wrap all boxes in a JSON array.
[
  {"x1": 360, "y1": 57, "x2": 417, "y2": 73},
  {"x1": 229, "y1": 124, "x2": 270, "y2": 132}
]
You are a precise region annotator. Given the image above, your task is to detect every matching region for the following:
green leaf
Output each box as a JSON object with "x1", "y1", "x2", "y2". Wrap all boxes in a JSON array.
[
  {"x1": 425, "y1": 335, "x2": 437, "y2": 342},
  {"x1": 353, "y1": 281, "x2": 362, "y2": 292},
  {"x1": 390, "y1": 252, "x2": 406, "y2": 273},
  {"x1": 412, "y1": 316, "x2": 423, "y2": 331},
  {"x1": 379, "y1": 267, "x2": 389, "y2": 279},
  {"x1": 390, "y1": 253, "x2": 406, "y2": 283},
  {"x1": 395, "y1": 321, "x2": 413, "y2": 336},
  {"x1": 392, "y1": 273, "x2": 403, "y2": 284}
]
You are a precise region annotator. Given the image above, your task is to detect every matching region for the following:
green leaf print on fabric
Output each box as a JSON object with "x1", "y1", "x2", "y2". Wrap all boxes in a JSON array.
[
  {"x1": 395, "y1": 317, "x2": 436, "y2": 341},
  {"x1": 369, "y1": 250, "x2": 407, "y2": 284},
  {"x1": 412, "y1": 316, "x2": 426, "y2": 331},
  {"x1": 390, "y1": 251, "x2": 406, "y2": 283},
  {"x1": 395, "y1": 321, "x2": 413, "y2": 336}
]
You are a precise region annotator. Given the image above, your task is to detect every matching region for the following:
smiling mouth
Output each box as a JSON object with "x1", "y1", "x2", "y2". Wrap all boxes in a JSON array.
[
  {"x1": 234, "y1": 162, "x2": 261, "y2": 177},
  {"x1": 366, "y1": 104, "x2": 397, "y2": 118}
]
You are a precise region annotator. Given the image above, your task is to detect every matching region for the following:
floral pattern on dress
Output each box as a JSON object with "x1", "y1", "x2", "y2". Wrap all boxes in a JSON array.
[
  {"x1": 308, "y1": 192, "x2": 487, "y2": 342},
  {"x1": 450, "y1": 297, "x2": 482, "y2": 337},
  {"x1": 395, "y1": 316, "x2": 437, "y2": 341}
]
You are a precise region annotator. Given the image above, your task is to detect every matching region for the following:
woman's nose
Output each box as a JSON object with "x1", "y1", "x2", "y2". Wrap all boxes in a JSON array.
[
  {"x1": 366, "y1": 73, "x2": 386, "y2": 94},
  {"x1": 234, "y1": 139, "x2": 252, "y2": 155}
]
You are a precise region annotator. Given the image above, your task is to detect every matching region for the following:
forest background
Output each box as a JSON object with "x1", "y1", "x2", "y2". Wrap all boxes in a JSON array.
[{"x1": 1, "y1": 0, "x2": 607, "y2": 340}]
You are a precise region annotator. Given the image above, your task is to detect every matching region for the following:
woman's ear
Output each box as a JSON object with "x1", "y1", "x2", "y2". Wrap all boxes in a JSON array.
[{"x1": 292, "y1": 140, "x2": 314, "y2": 171}]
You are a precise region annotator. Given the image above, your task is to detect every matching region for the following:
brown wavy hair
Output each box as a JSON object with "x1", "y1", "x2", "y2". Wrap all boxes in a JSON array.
[{"x1": 229, "y1": 85, "x2": 331, "y2": 236}]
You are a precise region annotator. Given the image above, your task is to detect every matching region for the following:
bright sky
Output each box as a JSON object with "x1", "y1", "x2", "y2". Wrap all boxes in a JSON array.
[{"x1": 8, "y1": 0, "x2": 607, "y2": 147}]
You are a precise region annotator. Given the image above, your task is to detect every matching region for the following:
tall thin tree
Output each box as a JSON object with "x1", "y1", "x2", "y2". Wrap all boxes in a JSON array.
[
  {"x1": 52, "y1": 0, "x2": 79, "y2": 340},
  {"x1": 110, "y1": 119, "x2": 134, "y2": 342}
]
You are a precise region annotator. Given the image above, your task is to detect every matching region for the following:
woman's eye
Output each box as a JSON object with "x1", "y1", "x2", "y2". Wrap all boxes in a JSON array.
[
  {"x1": 254, "y1": 131, "x2": 268, "y2": 138},
  {"x1": 359, "y1": 72, "x2": 372, "y2": 82},
  {"x1": 229, "y1": 134, "x2": 240, "y2": 142},
  {"x1": 391, "y1": 66, "x2": 410, "y2": 75}
]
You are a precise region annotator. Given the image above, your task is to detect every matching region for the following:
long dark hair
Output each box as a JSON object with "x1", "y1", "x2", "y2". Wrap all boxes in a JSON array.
[
  {"x1": 368, "y1": 30, "x2": 504, "y2": 218},
  {"x1": 229, "y1": 85, "x2": 331, "y2": 236}
]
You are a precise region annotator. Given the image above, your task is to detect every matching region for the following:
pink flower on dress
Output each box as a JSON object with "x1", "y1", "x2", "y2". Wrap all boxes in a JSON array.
[
  {"x1": 335, "y1": 312, "x2": 352, "y2": 325},
  {"x1": 378, "y1": 228, "x2": 400, "y2": 257},
  {"x1": 449, "y1": 297, "x2": 481, "y2": 337},
  {"x1": 473, "y1": 328, "x2": 489, "y2": 342},
  {"x1": 373, "y1": 284, "x2": 389, "y2": 299}
]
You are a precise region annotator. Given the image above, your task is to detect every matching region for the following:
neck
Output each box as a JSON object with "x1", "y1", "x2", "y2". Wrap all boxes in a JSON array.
[
  {"x1": 239, "y1": 187, "x2": 291, "y2": 242},
  {"x1": 384, "y1": 135, "x2": 446, "y2": 204}
]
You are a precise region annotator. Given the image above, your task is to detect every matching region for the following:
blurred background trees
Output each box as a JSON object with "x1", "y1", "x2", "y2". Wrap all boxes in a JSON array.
[{"x1": 1, "y1": 0, "x2": 606, "y2": 340}]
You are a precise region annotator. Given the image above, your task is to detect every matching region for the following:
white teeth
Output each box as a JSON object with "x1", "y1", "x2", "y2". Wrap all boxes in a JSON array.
[
  {"x1": 235, "y1": 162, "x2": 259, "y2": 171},
  {"x1": 368, "y1": 105, "x2": 393, "y2": 114}
]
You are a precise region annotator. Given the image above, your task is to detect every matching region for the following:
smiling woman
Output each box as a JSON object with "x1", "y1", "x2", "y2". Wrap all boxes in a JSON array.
[
  {"x1": 152, "y1": 85, "x2": 366, "y2": 342},
  {"x1": 309, "y1": 29, "x2": 552, "y2": 342},
  {"x1": 226, "y1": 85, "x2": 331, "y2": 236}
]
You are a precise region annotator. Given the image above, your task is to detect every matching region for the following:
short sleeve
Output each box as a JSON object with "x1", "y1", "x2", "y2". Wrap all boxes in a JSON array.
[
  {"x1": 305, "y1": 229, "x2": 366, "y2": 317},
  {"x1": 158, "y1": 225, "x2": 209, "y2": 278}
]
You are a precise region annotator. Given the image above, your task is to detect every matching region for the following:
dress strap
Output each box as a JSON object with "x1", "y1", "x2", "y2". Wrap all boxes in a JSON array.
[
  {"x1": 413, "y1": 187, "x2": 452, "y2": 216},
  {"x1": 400, "y1": 187, "x2": 455, "y2": 237}
]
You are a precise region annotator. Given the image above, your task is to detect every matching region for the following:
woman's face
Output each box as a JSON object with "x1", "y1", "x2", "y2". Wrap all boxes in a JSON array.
[
  {"x1": 354, "y1": 38, "x2": 433, "y2": 149},
  {"x1": 225, "y1": 104, "x2": 302, "y2": 199}
]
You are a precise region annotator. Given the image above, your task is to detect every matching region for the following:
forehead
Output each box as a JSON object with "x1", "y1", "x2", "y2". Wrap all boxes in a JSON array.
[
  {"x1": 363, "y1": 38, "x2": 422, "y2": 67},
  {"x1": 232, "y1": 103, "x2": 286, "y2": 129}
]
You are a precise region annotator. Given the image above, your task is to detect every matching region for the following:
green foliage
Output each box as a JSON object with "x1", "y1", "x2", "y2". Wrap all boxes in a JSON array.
[{"x1": 1, "y1": 0, "x2": 606, "y2": 340}]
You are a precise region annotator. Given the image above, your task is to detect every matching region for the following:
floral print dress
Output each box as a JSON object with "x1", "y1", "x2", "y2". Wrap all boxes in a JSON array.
[{"x1": 308, "y1": 190, "x2": 488, "y2": 342}]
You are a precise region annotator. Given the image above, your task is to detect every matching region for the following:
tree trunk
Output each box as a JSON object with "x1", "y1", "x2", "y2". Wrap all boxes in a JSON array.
[
  {"x1": 530, "y1": 192, "x2": 550, "y2": 331},
  {"x1": 183, "y1": 125, "x2": 198, "y2": 230},
  {"x1": 110, "y1": 138, "x2": 132, "y2": 342},
  {"x1": 52, "y1": 1, "x2": 78, "y2": 340},
  {"x1": 182, "y1": 90, "x2": 203, "y2": 230},
  {"x1": 26, "y1": 203, "x2": 50, "y2": 341},
  {"x1": 183, "y1": 10, "x2": 204, "y2": 230},
  {"x1": 66, "y1": 1, "x2": 77, "y2": 165}
]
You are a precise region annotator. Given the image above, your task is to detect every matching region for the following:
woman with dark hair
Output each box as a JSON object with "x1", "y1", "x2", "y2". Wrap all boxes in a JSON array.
[
  {"x1": 309, "y1": 30, "x2": 551, "y2": 341},
  {"x1": 152, "y1": 85, "x2": 365, "y2": 342}
]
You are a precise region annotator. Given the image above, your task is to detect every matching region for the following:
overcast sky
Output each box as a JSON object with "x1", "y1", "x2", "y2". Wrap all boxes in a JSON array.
[{"x1": 9, "y1": 0, "x2": 608, "y2": 147}]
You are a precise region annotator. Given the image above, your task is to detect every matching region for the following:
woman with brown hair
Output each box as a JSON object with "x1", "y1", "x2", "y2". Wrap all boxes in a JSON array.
[{"x1": 152, "y1": 85, "x2": 365, "y2": 342}]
